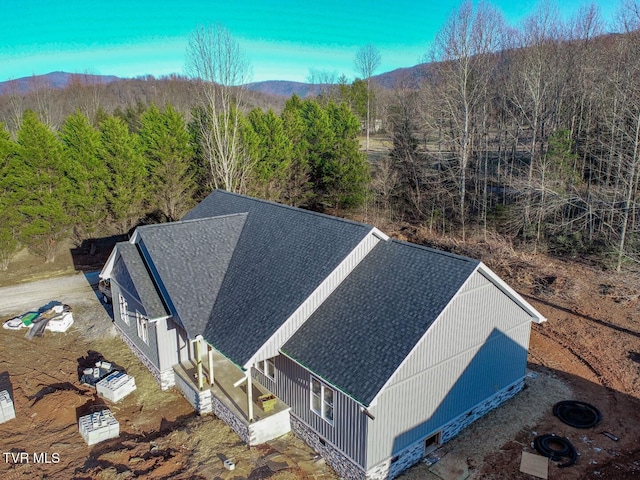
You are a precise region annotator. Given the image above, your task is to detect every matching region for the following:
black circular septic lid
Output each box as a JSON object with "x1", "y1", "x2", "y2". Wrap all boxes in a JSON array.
[{"x1": 553, "y1": 400, "x2": 602, "y2": 428}]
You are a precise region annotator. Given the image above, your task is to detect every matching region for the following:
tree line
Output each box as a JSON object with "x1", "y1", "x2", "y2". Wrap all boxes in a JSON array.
[
  {"x1": 0, "y1": 97, "x2": 368, "y2": 268},
  {"x1": 376, "y1": 1, "x2": 640, "y2": 270},
  {"x1": 2, "y1": 1, "x2": 640, "y2": 272}
]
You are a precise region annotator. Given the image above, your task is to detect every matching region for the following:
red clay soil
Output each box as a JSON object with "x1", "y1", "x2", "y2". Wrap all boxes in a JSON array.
[{"x1": 1, "y1": 238, "x2": 639, "y2": 479}]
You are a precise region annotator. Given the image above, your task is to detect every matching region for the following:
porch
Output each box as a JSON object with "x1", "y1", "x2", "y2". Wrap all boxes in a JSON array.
[{"x1": 173, "y1": 346, "x2": 291, "y2": 445}]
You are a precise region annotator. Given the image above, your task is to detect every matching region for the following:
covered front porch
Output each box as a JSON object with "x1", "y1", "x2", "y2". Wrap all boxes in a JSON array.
[{"x1": 173, "y1": 339, "x2": 290, "y2": 445}]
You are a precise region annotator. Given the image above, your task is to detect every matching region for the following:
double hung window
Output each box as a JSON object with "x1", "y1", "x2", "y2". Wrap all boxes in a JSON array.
[
  {"x1": 118, "y1": 294, "x2": 129, "y2": 325},
  {"x1": 136, "y1": 312, "x2": 149, "y2": 344},
  {"x1": 310, "y1": 376, "x2": 334, "y2": 424}
]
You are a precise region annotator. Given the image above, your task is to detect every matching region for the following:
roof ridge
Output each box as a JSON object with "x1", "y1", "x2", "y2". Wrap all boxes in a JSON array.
[
  {"x1": 213, "y1": 190, "x2": 372, "y2": 230},
  {"x1": 138, "y1": 212, "x2": 248, "y2": 231},
  {"x1": 388, "y1": 238, "x2": 480, "y2": 264}
]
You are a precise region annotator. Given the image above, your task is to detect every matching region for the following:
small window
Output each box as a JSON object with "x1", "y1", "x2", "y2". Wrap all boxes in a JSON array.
[
  {"x1": 136, "y1": 312, "x2": 149, "y2": 344},
  {"x1": 118, "y1": 294, "x2": 129, "y2": 325},
  {"x1": 265, "y1": 357, "x2": 275, "y2": 380},
  {"x1": 257, "y1": 357, "x2": 276, "y2": 381},
  {"x1": 310, "y1": 376, "x2": 334, "y2": 425}
]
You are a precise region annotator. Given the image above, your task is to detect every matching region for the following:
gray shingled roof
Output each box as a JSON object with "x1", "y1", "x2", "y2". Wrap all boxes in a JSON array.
[
  {"x1": 282, "y1": 239, "x2": 480, "y2": 406},
  {"x1": 183, "y1": 191, "x2": 373, "y2": 367},
  {"x1": 134, "y1": 214, "x2": 247, "y2": 335},
  {"x1": 116, "y1": 242, "x2": 168, "y2": 319}
]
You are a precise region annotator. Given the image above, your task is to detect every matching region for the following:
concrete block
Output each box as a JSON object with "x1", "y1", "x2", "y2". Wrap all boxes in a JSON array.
[
  {"x1": 0, "y1": 390, "x2": 16, "y2": 424},
  {"x1": 96, "y1": 371, "x2": 136, "y2": 403},
  {"x1": 79, "y1": 409, "x2": 119, "y2": 446}
]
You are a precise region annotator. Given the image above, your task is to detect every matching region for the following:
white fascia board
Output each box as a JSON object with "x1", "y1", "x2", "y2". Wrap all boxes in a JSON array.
[
  {"x1": 130, "y1": 229, "x2": 141, "y2": 243},
  {"x1": 243, "y1": 228, "x2": 383, "y2": 369},
  {"x1": 371, "y1": 227, "x2": 389, "y2": 241},
  {"x1": 477, "y1": 263, "x2": 547, "y2": 323},
  {"x1": 99, "y1": 246, "x2": 119, "y2": 279},
  {"x1": 102, "y1": 231, "x2": 138, "y2": 279}
]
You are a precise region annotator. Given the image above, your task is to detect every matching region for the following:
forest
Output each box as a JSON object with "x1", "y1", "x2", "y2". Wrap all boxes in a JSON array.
[{"x1": 1, "y1": 1, "x2": 640, "y2": 272}]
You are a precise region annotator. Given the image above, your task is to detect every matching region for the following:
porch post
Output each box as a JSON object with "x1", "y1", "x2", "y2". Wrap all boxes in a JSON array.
[
  {"x1": 246, "y1": 369, "x2": 254, "y2": 422},
  {"x1": 195, "y1": 335, "x2": 204, "y2": 391},
  {"x1": 207, "y1": 345, "x2": 214, "y2": 386}
]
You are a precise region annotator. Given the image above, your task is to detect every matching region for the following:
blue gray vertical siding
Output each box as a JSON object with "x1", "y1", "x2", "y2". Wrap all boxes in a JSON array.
[
  {"x1": 112, "y1": 257, "x2": 161, "y2": 369},
  {"x1": 259, "y1": 355, "x2": 368, "y2": 468},
  {"x1": 365, "y1": 271, "x2": 534, "y2": 469},
  {"x1": 156, "y1": 317, "x2": 181, "y2": 371}
]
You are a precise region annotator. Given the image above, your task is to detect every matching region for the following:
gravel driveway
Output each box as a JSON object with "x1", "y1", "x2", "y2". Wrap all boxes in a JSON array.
[{"x1": 0, "y1": 272, "x2": 100, "y2": 316}]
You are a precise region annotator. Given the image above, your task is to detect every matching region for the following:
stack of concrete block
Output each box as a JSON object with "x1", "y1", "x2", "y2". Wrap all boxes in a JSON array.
[
  {"x1": 96, "y1": 371, "x2": 136, "y2": 403},
  {"x1": 0, "y1": 390, "x2": 15, "y2": 424},
  {"x1": 78, "y1": 409, "x2": 119, "y2": 445}
]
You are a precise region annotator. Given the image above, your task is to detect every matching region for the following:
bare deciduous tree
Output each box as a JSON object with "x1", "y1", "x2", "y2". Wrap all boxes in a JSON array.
[
  {"x1": 186, "y1": 24, "x2": 252, "y2": 193},
  {"x1": 354, "y1": 44, "x2": 381, "y2": 152},
  {"x1": 429, "y1": 0, "x2": 505, "y2": 240}
]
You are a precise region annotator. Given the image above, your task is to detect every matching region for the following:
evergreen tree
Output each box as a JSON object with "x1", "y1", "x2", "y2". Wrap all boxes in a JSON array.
[
  {"x1": 139, "y1": 104, "x2": 195, "y2": 221},
  {"x1": 99, "y1": 115, "x2": 147, "y2": 232},
  {"x1": 0, "y1": 124, "x2": 21, "y2": 269},
  {"x1": 15, "y1": 110, "x2": 72, "y2": 262},
  {"x1": 325, "y1": 101, "x2": 371, "y2": 209},
  {"x1": 246, "y1": 108, "x2": 293, "y2": 201},
  {"x1": 281, "y1": 95, "x2": 312, "y2": 206},
  {"x1": 60, "y1": 110, "x2": 108, "y2": 239}
]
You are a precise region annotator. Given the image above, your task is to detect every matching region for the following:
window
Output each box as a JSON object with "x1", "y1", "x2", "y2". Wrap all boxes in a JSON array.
[
  {"x1": 136, "y1": 312, "x2": 149, "y2": 344},
  {"x1": 310, "y1": 377, "x2": 334, "y2": 424},
  {"x1": 257, "y1": 357, "x2": 276, "y2": 381},
  {"x1": 118, "y1": 294, "x2": 129, "y2": 325}
]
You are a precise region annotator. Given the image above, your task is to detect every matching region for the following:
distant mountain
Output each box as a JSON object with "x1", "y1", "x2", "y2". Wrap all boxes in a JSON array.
[
  {"x1": 0, "y1": 62, "x2": 432, "y2": 99},
  {"x1": 245, "y1": 63, "x2": 430, "y2": 98},
  {"x1": 245, "y1": 80, "x2": 319, "y2": 98},
  {"x1": 372, "y1": 63, "x2": 430, "y2": 89},
  {"x1": 0, "y1": 71, "x2": 121, "y2": 95}
]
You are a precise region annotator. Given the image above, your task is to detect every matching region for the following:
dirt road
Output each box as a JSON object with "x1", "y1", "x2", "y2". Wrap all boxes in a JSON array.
[{"x1": 0, "y1": 271, "x2": 100, "y2": 317}]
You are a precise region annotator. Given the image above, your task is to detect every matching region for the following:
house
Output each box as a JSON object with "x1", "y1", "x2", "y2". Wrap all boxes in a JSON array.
[{"x1": 99, "y1": 190, "x2": 545, "y2": 479}]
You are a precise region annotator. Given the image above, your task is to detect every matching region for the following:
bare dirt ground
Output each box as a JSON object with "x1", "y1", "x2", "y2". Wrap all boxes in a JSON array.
[{"x1": 1, "y1": 234, "x2": 639, "y2": 480}]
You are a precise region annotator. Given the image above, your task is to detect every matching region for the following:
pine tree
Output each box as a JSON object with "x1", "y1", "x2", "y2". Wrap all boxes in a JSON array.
[
  {"x1": 246, "y1": 108, "x2": 293, "y2": 201},
  {"x1": 99, "y1": 115, "x2": 147, "y2": 232},
  {"x1": 60, "y1": 110, "x2": 108, "y2": 239},
  {"x1": 0, "y1": 124, "x2": 21, "y2": 269},
  {"x1": 139, "y1": 104, "x2": 195, "y2": 221},
  {"x1": 15, "y1": 110, "x2": 72, "y2": 262}
]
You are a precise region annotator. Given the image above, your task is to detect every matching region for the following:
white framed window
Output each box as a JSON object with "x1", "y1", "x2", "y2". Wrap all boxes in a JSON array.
[
  {"x1": 136, "y1": 312, "x2": 149, "y2": 344},
  {"x1": 310, "y1": 376, "x2": 334, "y2": 425},
  {"x1": 118, "y1": 294, "x2": 129, "y2": 325},
  {"x1": 257, "y1": 357, "x2": 276, "y2": 381}
]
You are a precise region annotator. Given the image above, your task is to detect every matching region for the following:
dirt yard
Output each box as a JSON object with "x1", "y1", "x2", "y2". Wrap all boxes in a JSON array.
[{"x1": 1, "y1": 238, "x2": 639, "y2": 479}]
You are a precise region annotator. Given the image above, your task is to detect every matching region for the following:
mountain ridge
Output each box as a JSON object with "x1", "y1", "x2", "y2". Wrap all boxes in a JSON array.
[{"x1": 0, "y1": 63, "x2": 429, "y2": 97}]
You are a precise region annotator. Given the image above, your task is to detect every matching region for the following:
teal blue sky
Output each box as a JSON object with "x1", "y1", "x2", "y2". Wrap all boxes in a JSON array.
[{"x1": 0, "y1": 0, "x2": 622, "y2": 83}]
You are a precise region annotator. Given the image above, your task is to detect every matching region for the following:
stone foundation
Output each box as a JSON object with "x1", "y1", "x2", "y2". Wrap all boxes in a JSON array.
[
  {"x1": 159, "y1": 368, "x2": 175, "y2": 390},
  {"x1": 174, "y1": 371, "x2": 212, "y2": 414},
  {"x1": 291, "y1": 415, "x2": 366, "y2": 480},
  {"x1": 441, "y1": 377, "x2": 524, "y2": 443},
  {"x1": 365, "y1": 377, "x2": 526, "y2": 480},
  {"x1": 211, "y1": 395, "x2": 249, "y2": 443}
]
